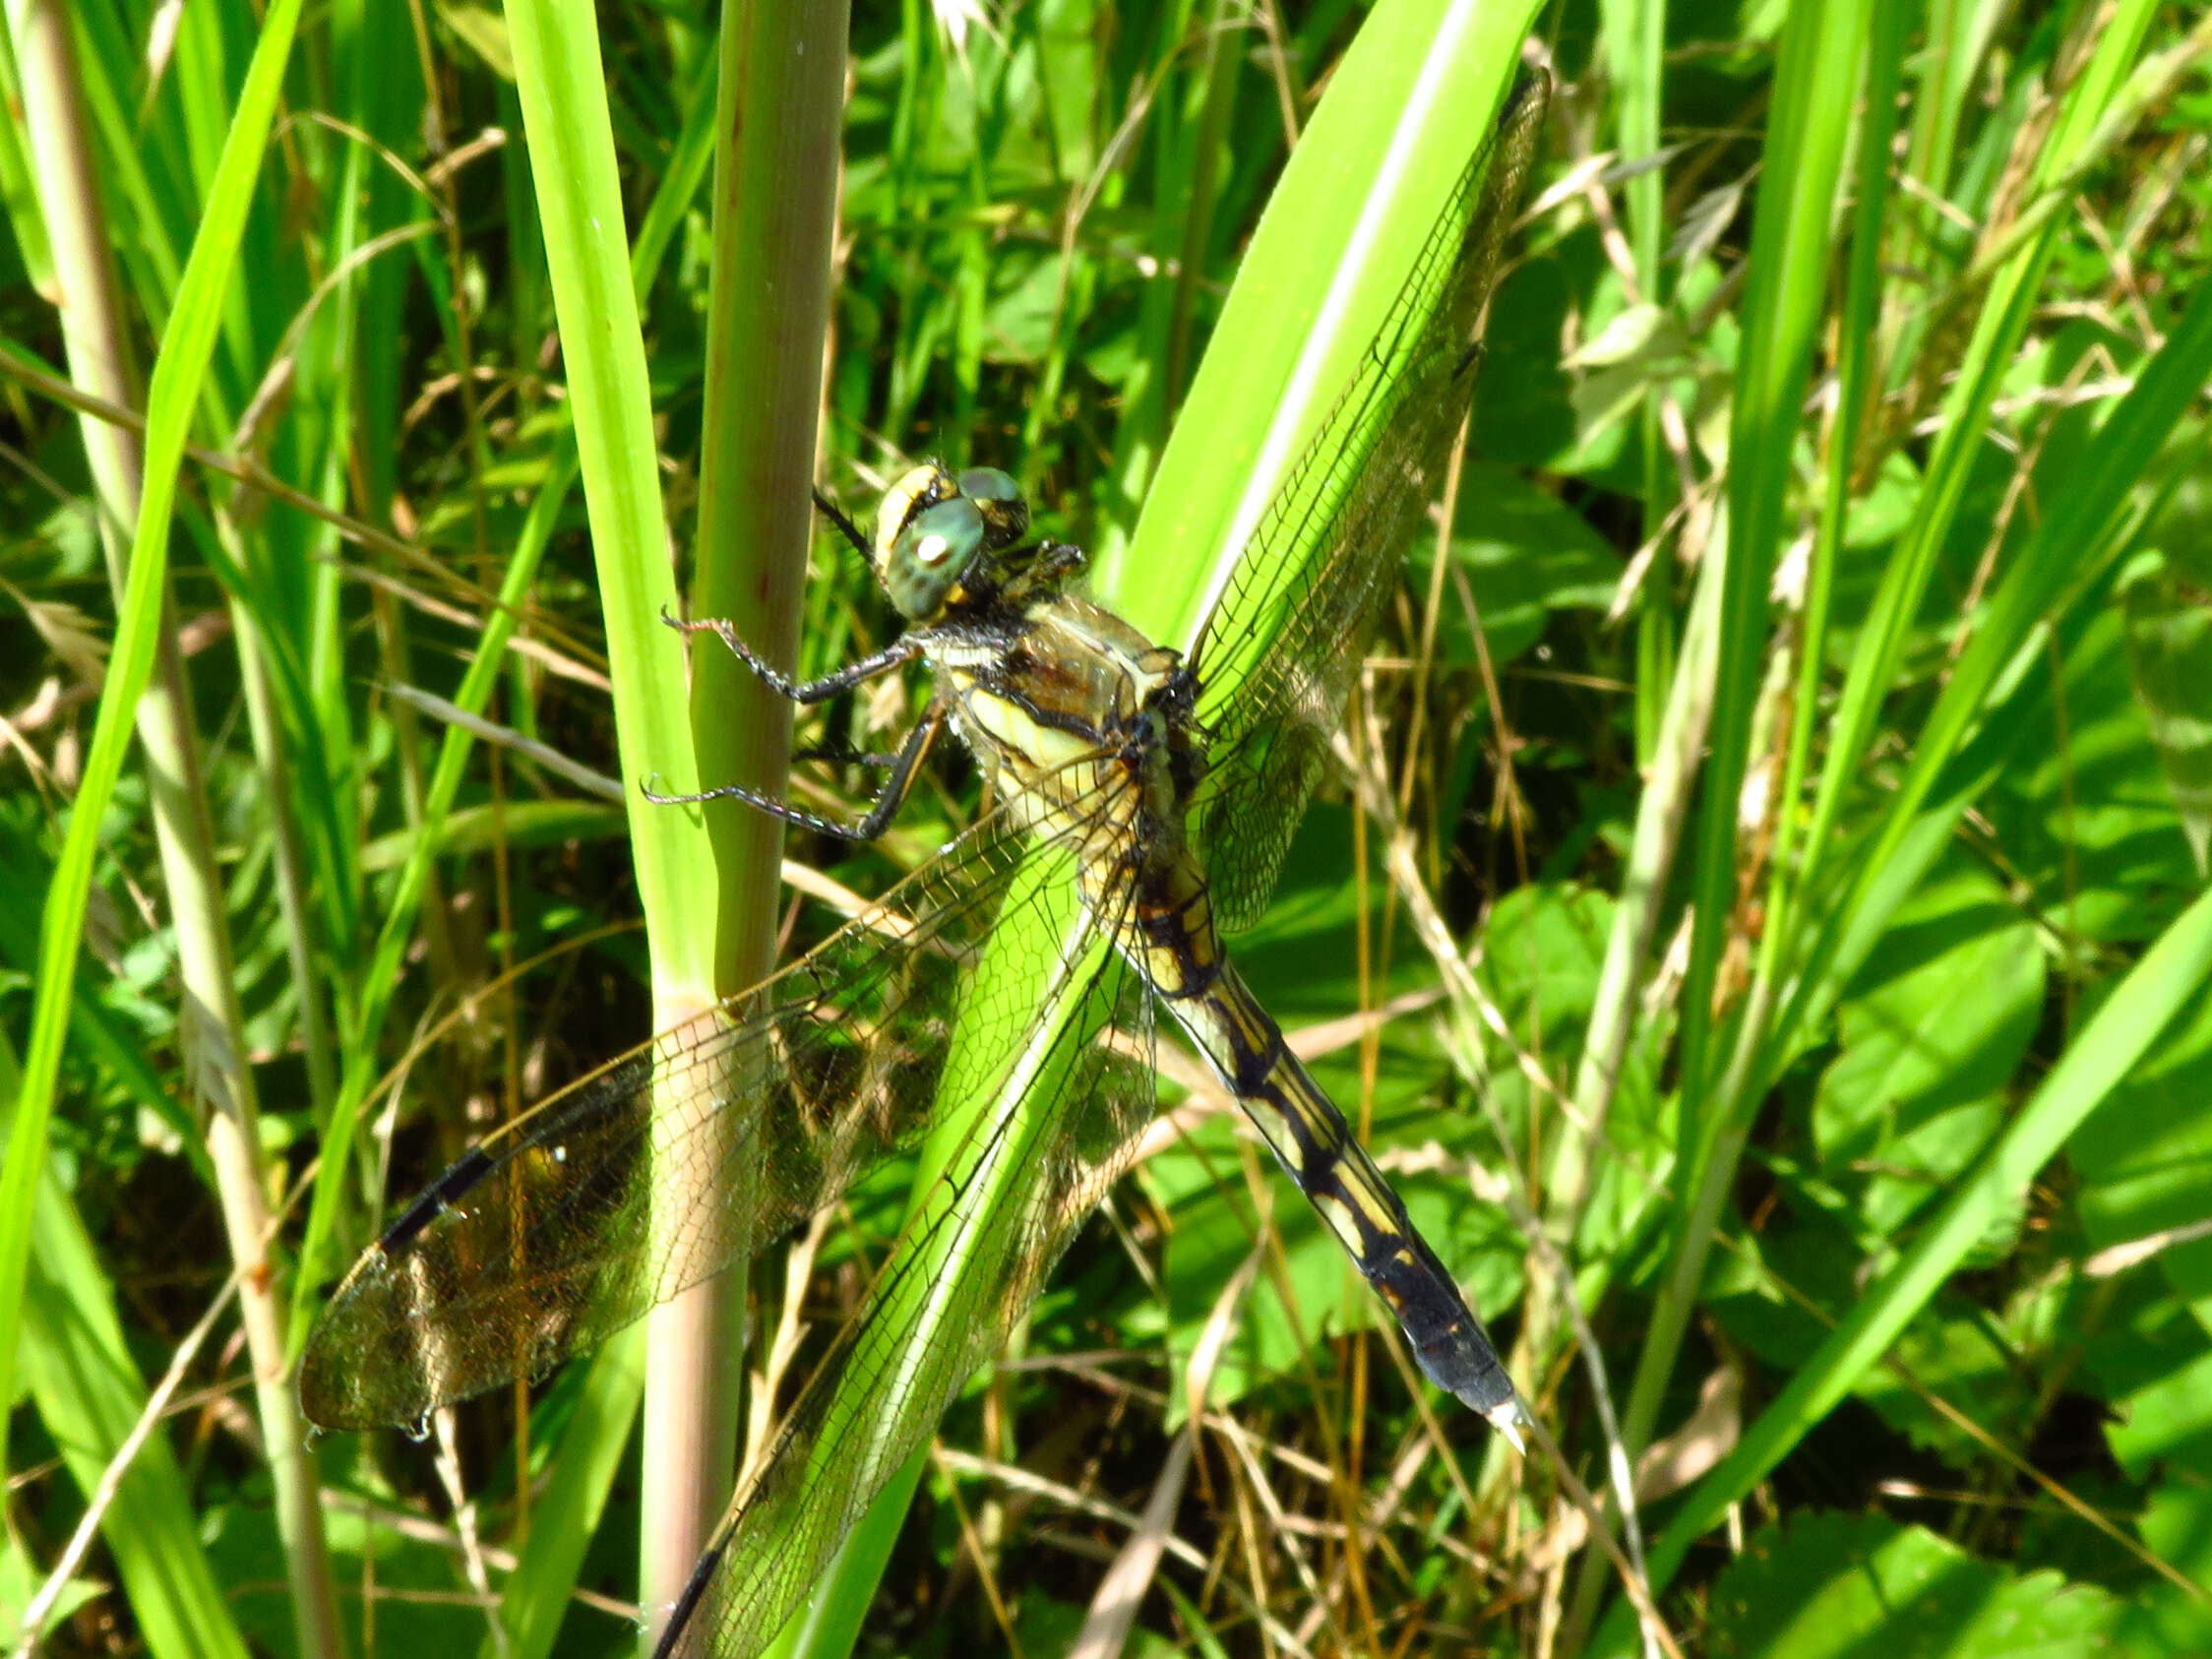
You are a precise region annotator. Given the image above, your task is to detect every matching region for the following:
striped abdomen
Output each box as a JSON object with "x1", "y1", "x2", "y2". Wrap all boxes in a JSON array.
[{"x1": 1159, "y1": 945, "x2": 1521, "y2": 1436}]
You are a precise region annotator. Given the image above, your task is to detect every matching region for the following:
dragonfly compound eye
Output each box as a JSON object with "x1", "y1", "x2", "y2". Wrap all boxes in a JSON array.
[
  {"x1": 885, "y1": 494, "x2": 987, "y2": 618},
  {"x1": 955, "y1": 467, "x2": 1030, "y2": 550}
]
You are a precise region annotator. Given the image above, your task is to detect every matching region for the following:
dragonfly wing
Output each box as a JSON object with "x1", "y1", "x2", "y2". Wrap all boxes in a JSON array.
[
  {"x1": 1188, "y1": 74, "x2": 1549, "y2": 932},
  {"x1": 298, "y1": 787, "x2": 1101, "y2": 1432},
  {"x1": 655, "y1": 853, "x2": 1156, "y2": 1659}
]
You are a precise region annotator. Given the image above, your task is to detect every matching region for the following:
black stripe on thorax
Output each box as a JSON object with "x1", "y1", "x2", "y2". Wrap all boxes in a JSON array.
[{"x1": 970, "y1": 671, "x2": 1118, "y2": 747}]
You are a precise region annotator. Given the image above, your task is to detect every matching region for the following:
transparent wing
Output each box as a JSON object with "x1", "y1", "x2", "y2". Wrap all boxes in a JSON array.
[
  {"x1": 1188, "y1": 74, "x2": 1550, "y2": 933},
  {"x1": 656, "y1": 888, "x2": 1153, "y2": 1659},
  {"x1": 296, "y1": 764, "x2": 1141, "y2": 1434}
]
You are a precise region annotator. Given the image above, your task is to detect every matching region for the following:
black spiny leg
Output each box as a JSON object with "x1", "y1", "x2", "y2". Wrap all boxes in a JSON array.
[
  {"x1": 660, "y1": 609, "x2": 919, "y2": 704},
  {"x1": 792, "y1": 741, "x2": 905, "y2": 768},
  {"x1": 811, "y1": 486, "x2": 871, "y2": 559},
  {"x1": 644, "y1": 705, "x2": 945, "y2": 842}
]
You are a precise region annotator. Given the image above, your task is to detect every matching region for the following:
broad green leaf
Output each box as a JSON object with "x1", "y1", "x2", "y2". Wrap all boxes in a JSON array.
[
  {"x1": 2120, "y1": 551, "x2": 2212, "y2": 876},
  {"x1": 1709, "y1": 1512, "x2": 2122, "y2": 1658},
  {"x1": 1475, "y1": 882, "x2": 1669, "y2": 1254},
  {"x1": 1625, "y1": 880, "x2": 2212, "y2": 1640},
  {"x1": 1478, "y1": 883, "x2": 1615, "y2": 1042},
  {"x1": 2096, "y1": 1351, "x2": 2212, "y2": 1648},
  {"x1": 1855, "y1": 1281, "x2": 2056, "y2": 1464},
  {"x1": 2073, "y1": 987, "x2": 2212, "y2": 1331},
  {"x1": 1813, "y1": 859, "x2": 2044, "y2": 1238},
  {"x1": 1431, "y1": 461, "x2": 1626, "y2": 668},
  {"x1": 1704, "y1": 1197, "x2": 1866, "y2": 1375},
  {"x1": 2105, "y1": 1340, "x2": 2212, "y2": 1479},
  {"x1": 1986, "y1": 606, "x2": 2201, "y2": 948},
  {"x1": 2116, "y1": 1470, "x2": 2212, "y2": 1656}
]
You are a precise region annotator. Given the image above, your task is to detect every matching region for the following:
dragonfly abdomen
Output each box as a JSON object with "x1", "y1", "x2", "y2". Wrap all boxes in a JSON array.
[
  {"x1": 1123, "y1": 847, "x2": 1226, "y2": 1002},
  {"x1": 1168, "y1": 961, "x2": 1524, "y2": 1441}
]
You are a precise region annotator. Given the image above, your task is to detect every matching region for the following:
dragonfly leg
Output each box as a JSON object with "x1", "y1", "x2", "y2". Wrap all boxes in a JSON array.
[
  {"x1": 791, "y1": 740, "x2": 904, "y2": 768},
  {"x1": 660, "y1": 607, "x2": 918, "y2": 705},
  {"x1": 643, "y1": 705, "x2": 944, "y2": 841},
  {"x1": 810, "y1": 485, "x2": 871, "y2": 559},
  {"x1": 1036, "y1": 539, "x2": 1085, "y2": 582}
]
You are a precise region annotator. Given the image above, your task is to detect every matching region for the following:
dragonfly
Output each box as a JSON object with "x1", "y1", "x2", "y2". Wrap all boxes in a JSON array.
[{"x1": 300, "y1": 70, "x2": 1549, "y2": 1659}]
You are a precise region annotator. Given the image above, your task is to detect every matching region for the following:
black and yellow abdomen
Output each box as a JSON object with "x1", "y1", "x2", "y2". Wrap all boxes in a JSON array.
[{"x1": 1165, "y1": 958, "x2": 1520, "y2": 1435}]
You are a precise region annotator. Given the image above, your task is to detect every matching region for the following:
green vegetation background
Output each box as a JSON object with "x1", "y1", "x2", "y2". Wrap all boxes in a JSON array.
[{"x1": 1, "y1": 0, "x2": 2209, "y2": 1657}]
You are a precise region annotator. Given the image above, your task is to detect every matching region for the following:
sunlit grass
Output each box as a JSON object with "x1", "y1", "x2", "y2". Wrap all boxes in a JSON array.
[{"x1": 0, "y1": 1, "x2": 2208, "y2": 1657}]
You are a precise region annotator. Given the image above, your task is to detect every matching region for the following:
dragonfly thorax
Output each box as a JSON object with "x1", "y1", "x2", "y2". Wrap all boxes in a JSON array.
[{"x1": 873, "y1": 463, "x2": 1044, "y2": 621}]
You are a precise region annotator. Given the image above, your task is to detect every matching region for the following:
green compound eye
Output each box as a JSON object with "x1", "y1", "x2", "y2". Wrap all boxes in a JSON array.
[
  {"x1": 956, "y1": 467, "x2": 1028, "y2": 554},
  {"x1": 956, "y1": 466, "x2": 1018, "y2": 505},
  {"x1": 886, "y1": 494, "x2": 986, "y2": 619}
]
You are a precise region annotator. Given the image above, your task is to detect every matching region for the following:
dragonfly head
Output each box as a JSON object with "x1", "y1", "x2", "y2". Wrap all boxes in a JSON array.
[{"x1": 873, "y1": 463, "x2": 1030, "y2": 620}]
